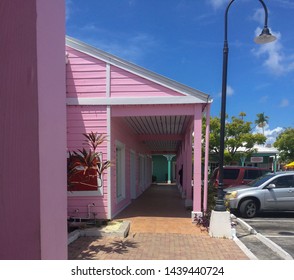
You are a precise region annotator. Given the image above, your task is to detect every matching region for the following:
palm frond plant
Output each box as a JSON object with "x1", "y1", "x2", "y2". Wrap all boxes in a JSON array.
[
  {"x1": 73, "y1": 148, "x2": 98, "y2": 175},
  {"x1": 67, "y1": 132, "x2": 111, "y2": 191},
  {"x1": 96, "y1": 152, "x2": 111, "y2": 178},
  {"x1": 67, "y1": 151, "x2": 81, "y2": 191},
  {"x1": 83, "y1": 132, "x2": 108, "y2": 152}
]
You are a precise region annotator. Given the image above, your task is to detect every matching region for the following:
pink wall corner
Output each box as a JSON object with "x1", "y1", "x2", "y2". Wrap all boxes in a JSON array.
[
  {"x1": 0, "y1": 1, "x2": 41, "y2": 260},
  {"x1": 0, "y1": 1, "x2": 67, "y2": 260},
  {"x1": 37, "y1": 0, "x2": 67, "y2": 259}
]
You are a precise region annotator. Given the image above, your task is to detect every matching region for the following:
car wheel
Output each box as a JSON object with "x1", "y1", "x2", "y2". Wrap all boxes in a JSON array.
[{"x1": 239, "y1": 199, "x2": 257, "y2": 218}]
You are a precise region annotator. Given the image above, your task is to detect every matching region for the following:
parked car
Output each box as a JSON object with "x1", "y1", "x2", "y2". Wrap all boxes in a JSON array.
[
  {"x1": 209, "y1": 166, "x2": 268, "y2": 189},
  {"x1": 224, "y1": 171, "x2": 294, "y2": 218}
]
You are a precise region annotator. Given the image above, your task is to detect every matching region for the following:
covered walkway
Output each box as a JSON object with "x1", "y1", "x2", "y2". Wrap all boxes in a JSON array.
[
  {"x1": 114, "y1": 184, "x2": 203, "y2": 235},
  {"x1": 66, "y1": 36, "x2": 212, "y2": 221},
  {"x1": 68, "y1": 184, "x2": 249, "y2": 260}
]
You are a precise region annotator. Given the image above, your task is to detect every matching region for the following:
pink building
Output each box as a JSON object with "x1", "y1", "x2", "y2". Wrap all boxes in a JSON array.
[
  {"x1": 66, "y1": 37, "x2": 212, "y2": 221},
  {"x1": 1, "y1": 1, "x2": 67, "y2": 259},
  {"x1": 1, "y1": 1, "x2": 211, "y2": 261}
]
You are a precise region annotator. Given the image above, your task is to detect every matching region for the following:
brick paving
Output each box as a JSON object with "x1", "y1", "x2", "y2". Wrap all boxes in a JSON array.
[{"x1": 68, "y1": 184, "x2": 249, "y2": 260}]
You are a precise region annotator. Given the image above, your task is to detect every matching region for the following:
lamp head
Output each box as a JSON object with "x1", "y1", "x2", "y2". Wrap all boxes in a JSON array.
[{"x1": 254, "y1": 27, "x2": 277, "y2": 44}]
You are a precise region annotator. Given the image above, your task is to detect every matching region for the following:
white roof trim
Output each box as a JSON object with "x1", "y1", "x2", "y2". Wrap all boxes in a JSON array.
[
  {"x1": 66, "y1": 36, "x2": 212, "y2": 104},
  {"x1": 237, "y1": 145, "x2": 279, "y2": 154},
  {"x1": 67, "y1": 96, "x2": 208, "y2": 106}
]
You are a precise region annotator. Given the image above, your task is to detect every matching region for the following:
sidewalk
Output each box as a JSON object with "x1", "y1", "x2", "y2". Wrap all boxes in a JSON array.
[{"x1": 68, "y1": 184, "x2": 249, "y2": 260}]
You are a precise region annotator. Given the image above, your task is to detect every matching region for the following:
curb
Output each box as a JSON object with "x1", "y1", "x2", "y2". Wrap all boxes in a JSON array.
[
  {"x1": 236, "y1": 217, "x2": 293, "y2": 260},
  {"x1": 255, "y1": 233, "x2": 293, "y2": 260},
  {"x1": 235, "y1": 217, "x2": 257, "y2": 234},
  {"x1": 233, "y1": 236, "x2": 258, "y2": 260},
  {"x1": 231, "y1": 214, "x2": 258, "y2": 260}
]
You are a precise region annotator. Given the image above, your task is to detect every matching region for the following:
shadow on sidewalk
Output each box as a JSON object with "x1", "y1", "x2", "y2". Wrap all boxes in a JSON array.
[
  {"x1": 69, "y1": 237, "x2": 139, "y2": 260},
  {"x1": 115, "y1": 183, "x2": 190, "y2": 219}
]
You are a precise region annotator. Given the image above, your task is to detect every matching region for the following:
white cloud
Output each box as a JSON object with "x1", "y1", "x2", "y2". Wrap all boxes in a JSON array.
[
  {"x1": 208, "y1": 0, "x2": 228, "y2": 10},
  {"x1": 254, "y1": 124, "x2": 284, "y2": 144},
  {"x1": 86, "y1": 33, "x2": 158, "y2": 63},
  {"x1": 259, "y1": 95, "x2": 269, "y2": 104},
  {"x1": 250, "y1": 6, "x2": 294, "y2": 75},
  {"x1": 66, "y1": 0, "x2": 73, "y2": 21},
  {"x1": 80, "y1": 24, "x2": 102, "y2": 32},
  {"x1": 227, "y1": 85, "x2": 234, "y2": 96},
  {"x1": 218, "y1": 85, "x2": 234, "y2": 97},
  {"x1": 273, "y1": 0, "x2": 294, "y2": 9},
  {"x1": 128, "y1": 0, "x2": 136, "y2": 6},
  {"x1": 253, "y1": 28, "x2": 283, "y2": 74},
  {"x1": 252, "y1": 28, "x2": 294, "y2": 75},
  {"x1": 279, "y1": 98, "x2": 289, "y2": 107},
  {"x1": 251, "y1": 8, "x2": 265, "y2": 26}
]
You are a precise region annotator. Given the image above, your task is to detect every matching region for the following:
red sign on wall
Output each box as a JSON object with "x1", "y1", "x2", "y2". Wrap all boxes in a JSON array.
[
  {"x1": 250, "y1": 157, "x2": 264, "y2": 163},
  {"x1": 68, "y1": 168, "x2": 98, "y2": 191}
]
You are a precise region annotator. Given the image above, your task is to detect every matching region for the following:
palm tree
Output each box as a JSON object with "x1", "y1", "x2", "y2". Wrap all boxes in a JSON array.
[
  {"x1": 255, "y1": 113, "x2": 269, "y2": 135},
  {"x1": 239, "y1": 112, "x2": 246, "y2": 120}
]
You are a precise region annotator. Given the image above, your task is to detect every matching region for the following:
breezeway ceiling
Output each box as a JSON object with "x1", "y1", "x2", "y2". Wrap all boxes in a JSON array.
[
  {"x1": 125, "y1": 115, "x2": 190, "y2": 134},
  {"x1": 124, "y1": 115, "x2": 192, "y2": 153}
]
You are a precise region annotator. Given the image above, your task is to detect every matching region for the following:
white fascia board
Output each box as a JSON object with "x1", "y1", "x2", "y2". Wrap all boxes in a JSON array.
[
  {"x1": 66, "y1": 36, "x2": 212, "y2": 103},
  {"x1": 66, "y1": 96, "x2": 208, "y2": 106}
]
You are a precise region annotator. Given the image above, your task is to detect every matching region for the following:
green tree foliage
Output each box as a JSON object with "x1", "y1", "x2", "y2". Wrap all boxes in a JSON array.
[
  {"x1": 203, "y1": 114, "x2": 266, "y2": 165},
  {"x1": 226, "y1": 116, "x2": 266, "y2": 163},
  {"x1": 273, "y1": 128, "x2": 294, "y2": 163},
  {"x1": 206, "y1": 117, "x2": 221, "y2": 155},
  {"x1": 239, "y1": 112, "x2": 246, "y2": 120}
]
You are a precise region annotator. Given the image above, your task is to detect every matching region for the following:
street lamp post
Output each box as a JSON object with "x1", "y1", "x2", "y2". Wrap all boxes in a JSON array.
[{"x1": 214, "y1": 0, "x2": 276, "y2": 212}]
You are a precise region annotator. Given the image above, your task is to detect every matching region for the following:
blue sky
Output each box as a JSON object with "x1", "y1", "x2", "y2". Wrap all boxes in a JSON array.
[{"x1": 66, "y1": 0, "x2": 294, "y2": 144}]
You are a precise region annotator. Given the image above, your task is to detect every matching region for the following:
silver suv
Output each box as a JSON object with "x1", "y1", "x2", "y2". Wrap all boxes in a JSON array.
[{"x1": 225, "y1": 171, "x2": 294, "y2": 218}]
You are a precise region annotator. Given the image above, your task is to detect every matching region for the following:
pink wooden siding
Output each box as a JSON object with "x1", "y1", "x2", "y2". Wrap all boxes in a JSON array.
[
  {"x1": 1, "y1": 1, "x2": 41, "y2": 259},
  {"x1": 67, "y1": 105, "x2": 107, "y2": 149},
  {"x1": 110, "y1": 66, "x2": 183, "y2": 98},
  {"x1": 66, "y1": 47, "x2": 106, "y2": 98},
  {"x1": 1, "y1": 0, "x2": 66, "y2": 260},
  {"x1": 68, "y1": 197, "x2": 108, "y2": 220},
  {"x1": 67, "y1": 105, "x2": 109, "y2": 219}
]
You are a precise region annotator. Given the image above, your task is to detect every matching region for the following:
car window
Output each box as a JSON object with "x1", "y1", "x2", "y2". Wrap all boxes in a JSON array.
[
  {"x1": 223, "y1": 169, "x2": 239, "y2": 180},
  {"x1": 261, "y1": 170, "x2": 268, "y2": 176},
  {"x1": 271, "y1": 175, "x2": 294, "y2": 189},
  {"x1": 248, "y1": 173, "x2": 275, "y2": 187},
  {"x1": 244, "y1": 169, "x2": 262, "y2": 180}
]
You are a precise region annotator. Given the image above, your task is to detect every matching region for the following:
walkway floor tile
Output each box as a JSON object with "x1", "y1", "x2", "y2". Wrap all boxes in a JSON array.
[{"x1": 68, "y1": 184, "x2": 249, "y2": 260}]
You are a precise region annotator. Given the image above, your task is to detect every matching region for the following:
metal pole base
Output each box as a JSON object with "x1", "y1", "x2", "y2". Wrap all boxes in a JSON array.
[{"x1": 214, "y1": 201, "x2": 226, "y2": 212}]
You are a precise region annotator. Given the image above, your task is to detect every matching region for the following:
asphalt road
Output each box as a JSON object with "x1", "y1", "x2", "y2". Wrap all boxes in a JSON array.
[{"x1": 242, "y1": 212, "x2": 294, "y2": 258}]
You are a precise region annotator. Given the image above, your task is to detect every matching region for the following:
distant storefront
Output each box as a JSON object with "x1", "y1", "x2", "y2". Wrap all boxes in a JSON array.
[{"x1": 209, "y1": 145, "x2": 280, "y2": 173}]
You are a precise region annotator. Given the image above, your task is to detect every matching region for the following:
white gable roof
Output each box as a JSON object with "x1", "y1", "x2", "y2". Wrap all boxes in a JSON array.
[{"x1": 66, "y1": 36, "x2": 212, "y2": 104}]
